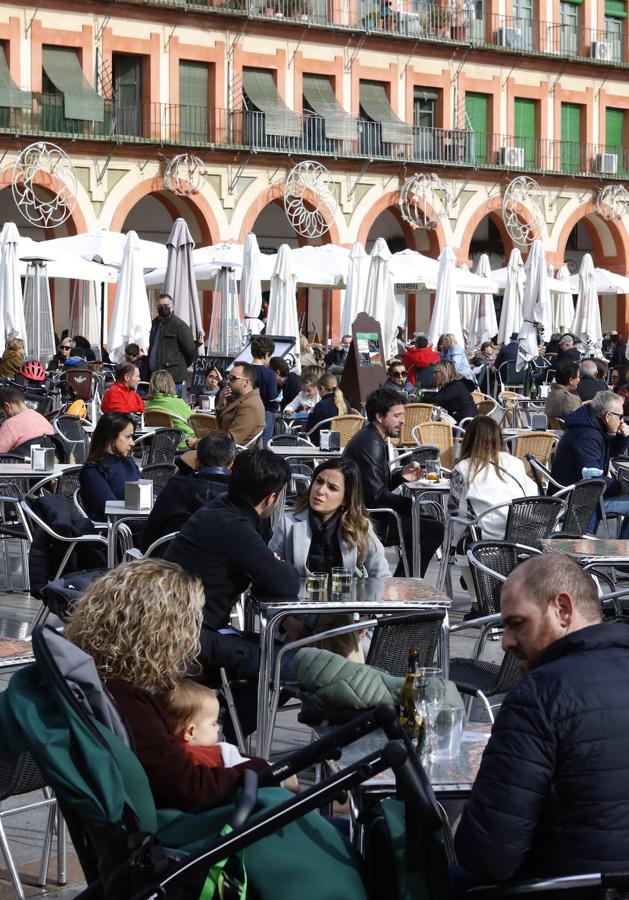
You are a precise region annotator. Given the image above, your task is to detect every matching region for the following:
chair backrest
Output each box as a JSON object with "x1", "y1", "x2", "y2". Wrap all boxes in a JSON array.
[
  {"x1": 477, "y1": 399, "x2": 497, "y2": 416},
  {"x1": 498, "y1": 360, "x2": 526, "y2": 387},
  {"x1": 0, "y1": 750, "x2": 47, "y2": 801},
  {"x1": 398, "y1": 404, "x2": 433, "y2": 445},
  {"x1": 237, "y1": 429, "x2": 264, "y2": 451},
  {"x1": 562, "y1": 478, "x2": 606, "y2": 535},
  {"x1": 139, "y1": 428, "x2": 182, "y2": 466},
  {"x1": 397, "y1": 444, "x2": 440, "y2": 468},
  {"x1": 366, "y1": 610, "x2": 445, "y2": 676},
  {"x1": 54, "y1": 415, "x2": 90, "y2": 464},
  {"x1": 512, "y1": 431, "x2": 558, "y2": 476},
  {"x1": 267, "y1": 434, "x2": 314, "y2": 448},
  {"x1": 60, "y1": 370, "x2": 99, "y2": 402},
  {"x1": 504, "y1": 496, "x2": 565, "y2": 549},
  {"x1": 413, "y1": 364, "x2": 436, "y2": 389},
  {"x1": 189, "y1": 412, "x2": 218, "y2": 438},
  {"x1": 140, "y1": 463, "x2": 177, "y2": 496},
  {"x1": 467, "y1": 540, "x2": 541, "y2": 616},
  {"x1": 548, "y1": 415, "x2": 565, "y2": 430},
  {"x1": 470, "y1": 391, "x2": 484, "y2": 405},
  {"x1": 494, "y1": 650, "x2": 523, "y2": 694},
  {"x1": 416, "y1": 421, "x2": 455, "y2": 468},
  {"x1": 143, "y1": 410, "x2": 174, "y2": 428},
  {"x1": 329, "y1": 414, "x2": 364, "y2": 448}
]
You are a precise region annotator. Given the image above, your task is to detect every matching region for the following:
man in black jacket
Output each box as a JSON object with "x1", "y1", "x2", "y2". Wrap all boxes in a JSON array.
[
  {"x1": 139, "y1": 432, "x2": 235, "y2": 552},
  {"x1": 576, "y1": 359, "x2": 608, "y2": 401},
  {"x1": 147, "y1": 293, "x2": 196, "y2": 386},
  {"x1": 270, "y1": 356, "x2": 301, "y2": 409},
  {"x1": 343, "y1": 388, "x2": 443, "y2": 576},
  {"x1": 164, "y1": 449, "x2": 299, "y2": 695},
  {"x1": 456, "y1": 553, "x2": 629, "y2": 882}
]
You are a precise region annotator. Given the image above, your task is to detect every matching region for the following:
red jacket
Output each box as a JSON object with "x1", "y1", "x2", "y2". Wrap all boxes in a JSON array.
[
  {"x1": 101, "y1": 381, "x2": 145, "y2": 414},
  {"x1": 402, "y1": 346, "x2": 440, "y2": 386}
]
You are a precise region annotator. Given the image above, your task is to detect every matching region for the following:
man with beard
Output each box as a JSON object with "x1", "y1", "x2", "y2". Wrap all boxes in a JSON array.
[
  {"x1": 455, "y1": 553, "x2": 629, "y2": 883},
  {"x1": 343, "y1": 388, "x2": 443, "y2": 576}
]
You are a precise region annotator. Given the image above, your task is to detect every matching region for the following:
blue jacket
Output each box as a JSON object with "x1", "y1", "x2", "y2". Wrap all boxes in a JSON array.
[
  {"x1": 455, "y1": 623, "x2": 629, "y2": 880},
  {"x1": 79, "y1": 453, "x2": 141, "y2": 521},
  {"x1": 253, "y1": 364, "x2": 279, "y2": 411},
  {"x1": 550, "y1": 404, "x2": 629, "y2": 496},
  {"x1": 442, "y1": 344, "x2": 475, "y2": 381}
]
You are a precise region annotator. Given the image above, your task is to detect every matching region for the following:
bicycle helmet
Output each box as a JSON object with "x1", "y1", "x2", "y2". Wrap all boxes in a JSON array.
[{"x1": 20, "y1": 359, "x2": 46, "y2": 382}]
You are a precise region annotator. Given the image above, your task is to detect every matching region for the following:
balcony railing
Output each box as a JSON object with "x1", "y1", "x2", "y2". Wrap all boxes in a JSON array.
[{"x1": 2, "y1": 97, "x2": 626, "y2": 179}]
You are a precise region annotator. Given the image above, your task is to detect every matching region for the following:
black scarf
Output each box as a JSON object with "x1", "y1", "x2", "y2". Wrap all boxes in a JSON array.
[{"x1": 306, "y1": 508, "x2": 343, "y2": 574}]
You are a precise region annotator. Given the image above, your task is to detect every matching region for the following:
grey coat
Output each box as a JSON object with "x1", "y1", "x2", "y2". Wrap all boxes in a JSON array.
[{"x1": 269, "y1": 507, "x2": 390, "y2": 577}]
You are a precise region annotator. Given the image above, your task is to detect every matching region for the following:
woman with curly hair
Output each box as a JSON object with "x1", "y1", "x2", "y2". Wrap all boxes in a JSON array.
[{"x1": 64, "y1": 559, "x2": 268, "y2": 811}]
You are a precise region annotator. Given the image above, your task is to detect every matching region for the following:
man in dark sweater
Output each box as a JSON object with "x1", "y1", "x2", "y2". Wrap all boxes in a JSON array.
[
  {"x1": 269, "y1": 356, "x2": 301, "y2": 409},
  {"x1": 456, "y1": 553, "x2": 629, "y2": 882},
  {"x1": 164, "y1": 449, "x2": 299, "y2": 733},
  {"x1": 139, "y1": 432, "x2": 235, "y2": 552},
  {"x1": 250, "y1": 336, "x2": 279, "y2": 445},
  {"x1": 577, "y1": 359, "x2": 608, "y2": 401}
]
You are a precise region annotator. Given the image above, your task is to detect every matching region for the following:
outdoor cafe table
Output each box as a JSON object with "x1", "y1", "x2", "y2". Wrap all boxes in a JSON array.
[
  {"x1": 104, "y1": 500, "x2": 152, "y2": 567},
  {"x1": 403, "y1": 479, "x2": 451, "y2": 578},
  {"x1": 267, "y1": 445, "x2": 343, "y2": 460},
  {"x1": 541, "y1": 536, "x2": 629, "y2": 573},
  {"x1": 250, "y1": 576, "x2": 451, "y2": 759}
]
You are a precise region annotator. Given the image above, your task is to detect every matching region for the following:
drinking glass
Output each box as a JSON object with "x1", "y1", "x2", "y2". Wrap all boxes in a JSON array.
[
  {"x1": 331, "y1": 567, "x2": 352, "y2": 597},
  {"x1": 412, "y1": 667, "x2": 446, "y2": 759},
  {"x1": 306, "y1": 572, "x2": 328, "y2": 602},
  {"x1": 424, "y1": 460, "x2": 441, "y2": 482}
]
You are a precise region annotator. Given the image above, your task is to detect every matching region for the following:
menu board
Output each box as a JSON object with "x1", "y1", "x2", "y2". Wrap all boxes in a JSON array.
[{"x1": 356, "y1": 331, "x2": 382, "y2": 367}]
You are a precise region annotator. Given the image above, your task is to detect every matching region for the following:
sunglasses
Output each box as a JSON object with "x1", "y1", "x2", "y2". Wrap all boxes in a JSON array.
[
  {"x1": 391, "y1": 370, "x2": 407, "y2": 377},
  {"x1": 228, "y1": 374, "x2": 247, "y2": 382}
]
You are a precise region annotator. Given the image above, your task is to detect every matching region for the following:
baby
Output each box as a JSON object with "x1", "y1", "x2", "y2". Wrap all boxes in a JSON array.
[
  {"x1": 163, "y1": 680, "x2": 249, "y2": 768},
  {"x1": 284, "y1": 374, "x2": 320, "y2": 416}
]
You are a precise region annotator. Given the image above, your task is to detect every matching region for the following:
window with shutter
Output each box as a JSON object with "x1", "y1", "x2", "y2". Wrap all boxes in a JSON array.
[
  {"x1": 561, "y1": 102, "x2": 582, "y2": 172},
  {"x1": 514, "y1": 98, "x2": 537, "y2": 168},
  {"x1": 179, "y1": 61, "x2": 209, "y2": 143},
  {"x1": 465, "y1": 92, "x2": 489, "y2": 164}
]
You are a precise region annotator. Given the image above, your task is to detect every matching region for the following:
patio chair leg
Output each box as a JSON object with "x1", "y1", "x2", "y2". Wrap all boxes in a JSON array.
[
  {"x1": 2, "y1": 538, "x2": 12, "y2": 592},
  {"x1": 219, "y1": 669, "x2": 247, "y2": 755},
  {"x1": 476, "y1": 690, "x2": 495, "y2": 724},
  {"x1": 26, "y1": 602, "x2": 50, "y2": 637},
  {"x1": 20, "y1": 540, "x2": 30, "y2": 593},
  {"x1": 56, "y1": 805, "x2": 67, "y2": 885},
  {"x1": 0, "y1": 814, "x2": 26, "y2": 900},
  {"x1": 37, "y1": 799, "x2": 56, "y2": 886}
]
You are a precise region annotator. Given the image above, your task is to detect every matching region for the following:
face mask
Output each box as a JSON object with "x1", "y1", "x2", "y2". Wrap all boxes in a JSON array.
[
  {"x1": 342, "y1": 344, "x2": 350, "y2": 353},
  {"x1": 158, "y1": 305, "x2": 171, "y2": 318}
]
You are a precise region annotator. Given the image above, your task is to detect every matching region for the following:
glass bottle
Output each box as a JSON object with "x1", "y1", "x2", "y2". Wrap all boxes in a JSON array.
[{"x1": 399, "y1": 647, "x2": 420, "y2": 740}]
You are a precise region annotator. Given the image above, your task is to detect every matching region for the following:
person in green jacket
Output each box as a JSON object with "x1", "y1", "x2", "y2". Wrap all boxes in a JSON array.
[{"x1": 144, "y1": 370, "x2": 195, "y2": 447}]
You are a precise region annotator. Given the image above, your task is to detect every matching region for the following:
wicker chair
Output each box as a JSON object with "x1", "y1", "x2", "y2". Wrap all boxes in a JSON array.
[
  {"x1": 143, "y1": 409, "x2": 174, "y2": 428},
  {"x1": 189, "y1": 412, "x2": 218, "y2": 438},
  {"x1": 548, "y1": 415, "x2": 565, "y2": 430},
  {"x1": 414, "y1": 421, "x2": 457, "y2": 469},
  {"x1": 397, "y1": 403, "x2": 433, "y2": 445},
  {"x1": 321, "y1": 414, "x2": 364, "y2": 448},
  {"x1": 0, "y1": 750, "x2": 66, "y2": 899},
  {"x1": 497, "y1": 390, "x2": 527, "y2": 427},
  {"x1": 509, "y1": 430, "x2": 558, "y2": 477},
  {"x1": 477, "y1": 398, "x2": 497, "y2": 416},
  {"x1": 140, "y1": 463, "x2": 177, "y2": 497}
]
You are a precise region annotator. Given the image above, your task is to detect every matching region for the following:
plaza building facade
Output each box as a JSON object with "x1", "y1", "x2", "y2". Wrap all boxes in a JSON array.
[{"x1": 3, "y1": 0, "x2": 629, "y2": 340}]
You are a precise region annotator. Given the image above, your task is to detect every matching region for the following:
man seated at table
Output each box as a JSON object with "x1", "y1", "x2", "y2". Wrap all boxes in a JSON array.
[
  {"x1": 455, "y1": 553, "x2": 629, "y2": 884},
  {"x1": 577, "y1": 359, "x2": 608, "y2": 402},
  {"x1": 554, "y1": 333, "x2": 581, "y2": 366},
  {"x1": 216, "y1": 362, "x2": 266, "y2": 447},
  {"x1": 139, "y1": 432, "x2": 235, "y2": 553},
  {"x1": 550, "y1": 390, "x2": 629, "y2": 536},
  {"x1": 164, "y1": 449, "x2": 300, "y2": 737},
  {"x1": 0, "y1": 385, "x2": 55, "y2": 454},
  {"x1": 544, "y1": 362, "x2": 582, "y2": 421},
  {"x1": 101, "y1": 362, "x2": 145, "y2": 415},
  {"x1": 343, "y1": 388, "x2": 443, "y2": 576}
]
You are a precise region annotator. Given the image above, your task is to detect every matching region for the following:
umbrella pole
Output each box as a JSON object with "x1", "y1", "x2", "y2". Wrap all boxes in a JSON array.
[{"x1": 100, "y1": 282, "x2": 105, "y2": 353}]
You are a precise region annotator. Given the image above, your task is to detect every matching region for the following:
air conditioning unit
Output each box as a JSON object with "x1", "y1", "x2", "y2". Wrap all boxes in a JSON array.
[
  {"x1": 499, "y1": 146, "x2": 525, "y2": 167},
  {"x1": 591, "y1": 40, "x2": 613, "y2": 60},
  {"x1": 496, "y1": 27, "x2": 524, "y2": 49},
  {"x1": 593, "y1": 152, "x2": 618, "y2": 174}
]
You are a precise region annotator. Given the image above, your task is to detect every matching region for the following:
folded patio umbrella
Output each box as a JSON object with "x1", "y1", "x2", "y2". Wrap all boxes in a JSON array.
[
  {"x1": 0, "y1": 222, "x2": 27, "y2": 355},
  {"x1": 107, "y1": 231, "x2": 152, "y2": 363},
  {"x1": 365, "y1": 238, "x2": 397, "y2": 358},
  {"x1": 572, "y1": 253, "x2": 602, "y2": 355},
  {"x1": 340, "y1": 242, "x2": 369, "y2": 338},
  {"x1": 163, "y1": 218, "x2": 204, "y2": 345},
  {"x1": 267, "y1": 244, "x2": 301, "y2": 373},
  {"x1": 517, "y1": 240, "x2": 552, "y2": 371},
  {"x1": 207, "y1": 267, "x2": 242, "y2": 356},
  {"x1": 240, "y1": 233, "x2": 264, "y2": 339},
  {"x1": 427, "y1": 247, "x2": 464, "y2": 349},
  {"x1": 497, "y1": 248, "x2": 525, "y2": 345},
  {"x1": 553, "y1": 264, "x2": 575, "y2": 334},
  {"x1": 467, "y1": 253, "x2": 498, "y2": 349}
]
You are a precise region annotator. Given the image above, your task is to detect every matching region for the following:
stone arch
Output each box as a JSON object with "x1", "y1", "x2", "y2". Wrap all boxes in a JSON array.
[
  {"x1": 237, "y1": 182, "x2": 341, "y2": 245},
  {"x1": 356, "y1": 190, "x2": 444, "y2": 255},
  {"x1": 0, "y1": 165, "x2": 88, "y2": 236}
]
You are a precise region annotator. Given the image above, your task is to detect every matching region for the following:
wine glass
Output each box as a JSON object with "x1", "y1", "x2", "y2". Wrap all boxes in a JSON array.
[{"x1": 412, "y1": 667, "x2": 446, "y2": 759}]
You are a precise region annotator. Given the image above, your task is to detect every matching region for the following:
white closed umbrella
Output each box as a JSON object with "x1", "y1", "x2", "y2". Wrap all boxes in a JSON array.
[
  {"x1": 107, "y1": 231, "x2": 152, "y2": 363},
  {"x1": 468, "y1": 254, "x2": 498, "y2": 349},
  {"x1": 240, "y1": 233, "x2": 264, "y2": 339},
  {"x1": 365, "y1": 238, "x2": 397, "y2": 357},
  {"x1": 207, "y1": 267, "x2": 242, "y2": 356},
  {"x1": 517, "y1": 240, "x2": 551, "y2": 370},
  {"x1": 497, "y1": 248, "x2": 525, "y2": 344},
  {"x1": 0, "y1": 222, "x2": 27, "y2": 355},
  {"x1": 340, "y1": 242, "x2": 369, "y2": 337},
  {"x1": 552, "y1": 264, "x2": 575, "y2": 333},
  {"x1": 163, "y1": 218, "x2": 204, "y2": 344},
  {"x1": 572, "y1": 253, "x2": 603, "y2": 355},
  {"x1": 267, "y1": 244, "x2": 301, "y2": 373},
  {"x1": 458, "y1": 264, "x2": 474, "y2": 338},
  {"x1": 428, "y1": 247, "x2": 464, "y2": 349}
]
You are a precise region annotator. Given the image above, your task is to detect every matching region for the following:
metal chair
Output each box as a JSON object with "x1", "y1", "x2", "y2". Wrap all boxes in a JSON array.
[
  {"x1": 143, "y1": 409, "x2": 190, "y2": 432},
  {"x1": 134, "y1": 428, "x2": 183, "y2": 466},
  {"x1": 0, "y1": 751, "x2": 66, "y2": 899},
  {"x1": 366, "y1": 506, "x2": 410, "y2": 576},
  {"x1": 507, "y1": 431, "x2": 558, "y2": 478},
  {"x1": 0, "y1": 487, "x2": 32, "y2": 592},
  {"x1": 124, "y1": 531, "x2": 179, "y2": 561},
  {"x1": 267, "y1": 434, "x2": 315, "y2": 449},
  {"x1": 140, "y1": 463, "x2": 177, "y2": 497},
  {"x1": 414, "y1": 421, "x2": 459, "y2": 469},
  {"x1": 498, "y1": 360, "x2": 526, "y2": 391},
  {"x1": 392, "y1": 444, "x2": 441, "y2": 470},
  {"x1": 189, "y1": 412, "x2": 218, "y2": 438},
  {"x1": 304, "y1": 414, "x2": 364, "y2": 448},
  {"x1": 53, "y1": 415, "x2": 90, "y2": 464},
  {"x1": 503, "y1": 495, "x2": 566, "y2": 550},
  {"x1": 58, "y1": 369, "x2": 101, "y2": 422},
  {"x1": 27, "y1": 465, "x2": 83, "y2": 503},
  {"x1": 365, "y1": 610, "x2": 446, "y2": 674},
  {"x1": 397, "y1": 403, "x2": 433, "y2": 445},
  {"x1": 235, "y1": 430, "x2": 264, "y2": 452}
]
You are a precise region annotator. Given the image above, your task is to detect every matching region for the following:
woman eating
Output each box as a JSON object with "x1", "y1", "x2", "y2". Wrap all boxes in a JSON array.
[{"x1": 79, "y1": 412, "x2": 140, "y2": 521}]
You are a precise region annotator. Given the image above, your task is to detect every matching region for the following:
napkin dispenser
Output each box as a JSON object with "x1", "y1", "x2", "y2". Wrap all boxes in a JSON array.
[
  {"x1": 125, "y1": 479, "x2": 154, "y2": 510},
  {"x1": 319, "y1": 430, "x2": 341, "y2": 451},
  {"x1": 31, "y1": 446, "x2": 55, "y2": 471}
]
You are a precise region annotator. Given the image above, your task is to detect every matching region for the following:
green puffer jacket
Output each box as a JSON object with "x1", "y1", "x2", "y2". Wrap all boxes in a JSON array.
[
  {"x1": 148, "y1": 314, "x2": 196, "y2": 383},
  {"x1": 293, "y1": 647, "x2": 403, "y2": 709}
]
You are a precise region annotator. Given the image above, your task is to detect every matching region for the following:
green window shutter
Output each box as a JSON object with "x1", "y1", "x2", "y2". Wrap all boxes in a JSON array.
[
  {"x1": 606, "y1": 107, "x2": 624, "y2": 151},
  {"x1": 561, "y1": 102, "x2": 582, "y2": 172},
  {"x1": 465, "y1": 92, "x2": 488, "y2": 163},
  {"x1": 179, "y1": 60, "x2": 208, "y2": 143},
  {"x1": 605, "y1": 0, "x2": 627, "y2": 16},
  {"x1": 514, "y1": 97, "x2": 536, "y2": 167}
]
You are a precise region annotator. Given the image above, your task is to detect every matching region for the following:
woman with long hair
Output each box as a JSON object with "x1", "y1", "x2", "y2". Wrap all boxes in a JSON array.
[
  {"x1": 450, "y1": 416, "x2": 537, "y2": 539},
  {"x1": 144, "y1": 369, "x2": 195, "y2": 445},
  {"x1": 79, "y1": 412, "x2": 140, "y2": 520},
  {"x1": 269, "y1": 458, "x2": 388, "y2": 657},
  {"x1": 306, "y1": 373, "x2": 350, "y2": 439},
  {"x1": 64, "y1": 560, "x2": 269, "y2": 810},
  {"x1": 437, "y1": 332, "x2": 475, "y2": 382},
  {"x1": 432, "y1": 360, "x2": 477, "y2": 423}
]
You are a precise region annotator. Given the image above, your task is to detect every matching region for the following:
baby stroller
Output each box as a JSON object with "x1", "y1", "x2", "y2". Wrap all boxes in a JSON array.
[{"x1": 0, "y1": 625, "x2": 452, "y2": 900}]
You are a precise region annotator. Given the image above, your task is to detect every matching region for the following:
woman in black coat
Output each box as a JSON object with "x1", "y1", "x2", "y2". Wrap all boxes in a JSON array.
[
  {"x1": 306, "y1": 373, "x2": 350, "y2": 440},
  {"x1": 432, "y1": 360, "x2": 477, "y2": 423}
]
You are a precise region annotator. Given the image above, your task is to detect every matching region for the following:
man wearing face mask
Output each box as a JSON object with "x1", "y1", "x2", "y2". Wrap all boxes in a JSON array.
[{"x1": 147, "y1": 293, "x2": 196, "y2": 387}]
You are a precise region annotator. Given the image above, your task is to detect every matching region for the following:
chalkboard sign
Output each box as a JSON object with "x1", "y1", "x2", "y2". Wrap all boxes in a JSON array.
[
  {"x1": 191, "y1": 355, "x2": 233, "y2": 393},
  {"x1": 339, "y1": 313, "x2": 386, "y2": 410}
]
